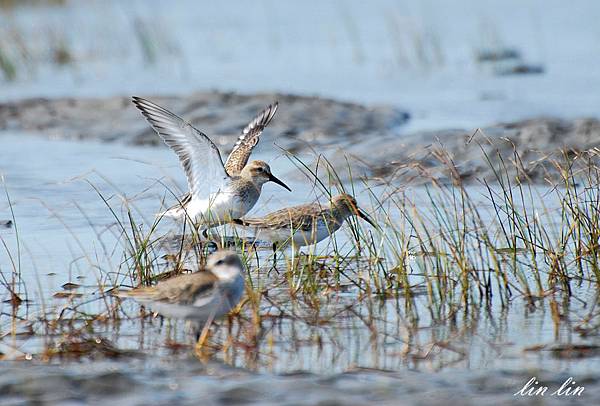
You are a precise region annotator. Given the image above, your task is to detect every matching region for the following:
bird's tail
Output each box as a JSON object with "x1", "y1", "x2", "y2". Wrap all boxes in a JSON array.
[
  {"x1": 231, "y1": 218, "x2": 254, "y2": 227},
  {"x1": 112, "y1": 287, "x2": 155, "y2": 301},
  {"x1": 157, "y1": 193, "x2": 192, "y2": 219},
  {"x1": 111, "y1": 289, "x2": 133, "y2": 299},
  {"x1": 156, "y1": 206, "x2": 184, "y2": 219}
]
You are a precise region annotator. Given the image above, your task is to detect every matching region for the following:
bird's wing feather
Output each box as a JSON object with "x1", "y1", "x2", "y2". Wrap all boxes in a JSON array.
[
  {"x1": 161, "y1": 191, "x2": 192, "y2": 214},
  {"x1": 240, "y1": 203, "x2": 322, "y2": 231},
  {"x1": 224, "y1": 102, "x2": 278, "y2": 175},
  {"x1": 123, "y1": 271, "x2": 219, "y2": 306},
  {"x1": 132, "y1": 97, "x2": 229, "y2": 200}
]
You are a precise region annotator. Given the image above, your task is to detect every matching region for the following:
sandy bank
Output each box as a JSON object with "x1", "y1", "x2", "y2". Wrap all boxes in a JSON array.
[{"x1": 2, "y1": 92, "x2": 599, "y2": 183}]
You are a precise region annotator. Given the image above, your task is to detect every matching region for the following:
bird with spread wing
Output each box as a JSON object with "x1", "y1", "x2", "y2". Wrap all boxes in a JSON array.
[{"x1": 132, "y1": 97, "x2": 291, "y2": 230}]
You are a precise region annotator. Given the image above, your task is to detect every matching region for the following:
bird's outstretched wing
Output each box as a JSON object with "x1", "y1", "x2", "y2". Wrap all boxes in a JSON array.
[
  {"x1": 132, "y1": 97, "x2": 229, "y2": 200},
  {"x1": 224, "y1": 102, "x2": 278, "y2": 175}
]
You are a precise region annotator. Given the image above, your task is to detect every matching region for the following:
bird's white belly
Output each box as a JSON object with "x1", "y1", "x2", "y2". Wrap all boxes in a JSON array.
[
  {"x1": 147, "y1": 300, "x2": 216, "y2": 321},
  {"x1": 140, "y1": 277, "x2": 244, "y2": 323},
  {"x1": 188, "y1": 191, "x2": 255, "y2": 225}
]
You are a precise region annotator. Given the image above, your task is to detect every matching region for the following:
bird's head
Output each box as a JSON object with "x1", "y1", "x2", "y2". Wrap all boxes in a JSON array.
[
  {"x1": 207, "y1": 251, "x2": 243, "y2": 282},
  {"x1": 242, "y1": 160, "x2": 291, "y2": 191},
  {"x1": 330, "y1": 193, "x2": 376, "y2": 227}
]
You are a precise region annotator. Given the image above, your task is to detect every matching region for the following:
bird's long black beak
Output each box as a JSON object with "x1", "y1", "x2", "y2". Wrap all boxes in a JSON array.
[
  {"x1": 268, "y1": 173, "x2": 292, "y2": 192},
  {"x1": 357, "y1": 208, "x2": 376, "y2": 228}
]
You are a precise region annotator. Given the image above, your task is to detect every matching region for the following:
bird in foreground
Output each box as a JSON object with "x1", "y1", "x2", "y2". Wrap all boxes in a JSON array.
[
  {"x1": 117, "y1": 251, "x2": 245, "y2": 335},
  {"x1": 233, "y1": 193, "x2": 376, "y2": 249},
  {"x1": 132, "y1": 97, "x2": 291, "y2": 230}
]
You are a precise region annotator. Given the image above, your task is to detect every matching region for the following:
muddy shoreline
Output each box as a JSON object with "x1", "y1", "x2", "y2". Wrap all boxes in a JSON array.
[
  {"x1": 2, "y1": 358, "x2": 597, "y2": 405},
  {"x1": 1, "y1": 92, "x2": 600, "y2": 183}
]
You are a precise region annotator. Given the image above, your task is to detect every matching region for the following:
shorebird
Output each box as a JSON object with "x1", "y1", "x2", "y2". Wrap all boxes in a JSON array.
[
  {"x1": 132, "y1": 97, "x2": 291, "y2": 230},
  {"x1": 118, "y1": 250, "x2": 245, "y2": 337},
  {"x1": 233, "y1": 193, "x2": 376, "y2": 249}
]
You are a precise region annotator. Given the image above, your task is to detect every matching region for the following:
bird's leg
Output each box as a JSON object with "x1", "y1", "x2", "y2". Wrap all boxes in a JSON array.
[
  {"x1": 195, "y1": 220, "x2": 209, "y2": 242},
  {"x1": 270, "y1": 242, "x2": 278, "y2": 274},
  {"x1": 192, "y1": 321, "x2": 201, "y2": 342},
  {"x1": 195, "y1": 312, "x2": 216, "y2": 351},
  {"x1": 291, "y1": 245, "x2": 302, "y2": 271}
]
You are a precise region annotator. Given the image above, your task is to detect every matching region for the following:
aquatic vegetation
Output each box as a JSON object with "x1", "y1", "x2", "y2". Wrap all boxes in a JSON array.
[
  {"x1": 0, "y1": 178, "x2": 23, "y2": 309},
  {"x1": 0, "y1": 44, "x2": 17, "y2": 81},
  {"x1": 1, "y1": 141, "x2": 600, "y2": 374}
]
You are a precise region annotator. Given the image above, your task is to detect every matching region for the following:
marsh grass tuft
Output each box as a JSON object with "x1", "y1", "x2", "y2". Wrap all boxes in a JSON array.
[
  {"x1": 0, "y1": 44, "x2": 17, "y2": 81},
  {"x1": 3, "y1": 141, "x2": 600, "y2": 371}
]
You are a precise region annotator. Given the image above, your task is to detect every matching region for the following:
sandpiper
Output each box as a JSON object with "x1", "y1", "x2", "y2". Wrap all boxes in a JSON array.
[
  {"x1": 233, "y1": 193, "x2": 376, "y2": 249},
  {"x1": 118, "y1": 250, "x2": 245, "y2": 331},
  {"x1": 132, "y1": 97, "x2": 291, "y2": 229}
]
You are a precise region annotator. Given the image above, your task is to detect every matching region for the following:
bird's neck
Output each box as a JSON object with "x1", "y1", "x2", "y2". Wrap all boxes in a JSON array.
[
  {"x1": 212, "y1": 267, "x2": 241, "y2": 284},
  {"x1": 248, "y1": 177, "x2": 266, "y2": 190},
  {"x1": 330, "y1": 204, "x2": 351, "y2": 222}
]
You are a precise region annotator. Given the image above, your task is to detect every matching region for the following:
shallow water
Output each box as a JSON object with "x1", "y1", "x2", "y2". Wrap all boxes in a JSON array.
[
  {"x1": 2, "y1": 0, "x2": 600, "y2": 402},
  {"x1": 1, "y1": 135, "x2": 599, "y2": 404},
  {"x1": 2, "y1": 0, "x2": 600, "y2": 131},
  {"x1": 2, "y1": 358, "x2": 598, "y2": 405}
]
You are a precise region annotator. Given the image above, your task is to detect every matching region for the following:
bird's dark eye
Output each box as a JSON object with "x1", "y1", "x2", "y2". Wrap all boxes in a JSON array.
[
  {"x1": 215, "y1": 259, "x2": 225, "y2": 266},
  {"x1": 256, "y1": 167, "x2": 263, "y2": 172}
]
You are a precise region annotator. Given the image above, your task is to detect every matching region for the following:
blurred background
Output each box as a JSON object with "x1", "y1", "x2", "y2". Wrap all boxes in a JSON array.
[{"x1": 1, "y1": 0, "x2": 599, "y2": 131}]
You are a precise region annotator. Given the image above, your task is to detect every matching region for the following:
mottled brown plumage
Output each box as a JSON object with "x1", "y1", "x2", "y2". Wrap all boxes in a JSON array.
[
  {"x1": 118, "y1": 251, "x2": 246, "y2": 323},
  {"x1": 238, "y1": 202, "x2": 333, "y2": 231},
  {"x1": 225, "y1": 102, "x2": 278, "y2": 176},
  {"x1": 234, "y1": 194, "x2": 376, "y2": 247},
  {"x1": 124, "y1": 271, "x2": 218, "y2": 305}
]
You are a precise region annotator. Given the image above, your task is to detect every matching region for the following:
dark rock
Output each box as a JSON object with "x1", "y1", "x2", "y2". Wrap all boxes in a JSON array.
[{"x1": 495, "y1": 64, "x2": 545, "y2": 76}]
